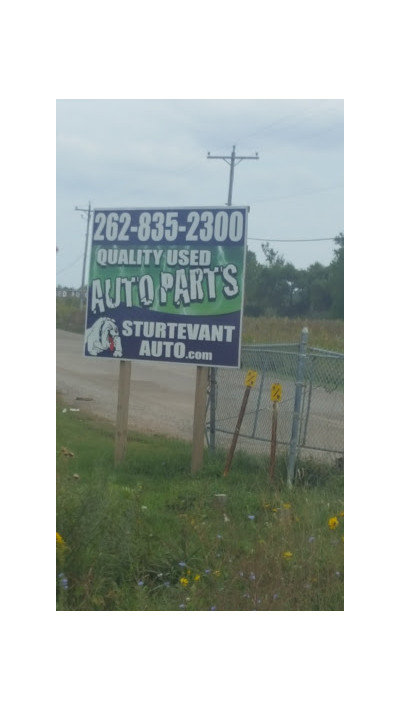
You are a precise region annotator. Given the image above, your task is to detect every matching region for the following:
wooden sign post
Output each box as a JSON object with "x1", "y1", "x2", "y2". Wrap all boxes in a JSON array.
[
  {"x1": 191, "y1": 366, "x2": 209, "y2": 474},
  {"x1": 114, "y1": 360, "x2": 132, "y2": 465}
]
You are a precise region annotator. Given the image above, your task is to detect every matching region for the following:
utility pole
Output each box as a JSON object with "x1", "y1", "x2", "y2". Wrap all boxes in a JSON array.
[
  {"x1": 75, "y1": 201, "x2": 92, "y2": 310},
  {"x1": 207, "y1": 145, "x2": 259, "y2": 206},
  {"x1": 207, "y1": 145, "x2": 259, "y2": 451}
]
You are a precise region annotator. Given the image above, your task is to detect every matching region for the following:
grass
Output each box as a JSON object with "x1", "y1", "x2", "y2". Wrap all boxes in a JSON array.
[
  {"x1": 242, "y1": 316, "x2": 344, "y2": 352},
  {"x1": 56, "y1": 398, "x2": 344, "y2": 611}
]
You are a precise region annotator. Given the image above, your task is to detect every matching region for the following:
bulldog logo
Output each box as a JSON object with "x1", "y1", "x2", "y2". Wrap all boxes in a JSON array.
[{"x1": 86, "y1": 317, "x2": 123, "y2": 357}]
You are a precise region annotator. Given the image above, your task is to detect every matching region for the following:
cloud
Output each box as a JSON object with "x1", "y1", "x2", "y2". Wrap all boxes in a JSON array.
[{"x1": 56, "y1": 99, "x2": 343, "y2": 286}]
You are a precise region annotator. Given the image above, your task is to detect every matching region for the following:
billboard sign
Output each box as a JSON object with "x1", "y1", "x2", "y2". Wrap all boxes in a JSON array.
[{"x1": 84, "y1": 206, "x2": 249, "y2": 367}]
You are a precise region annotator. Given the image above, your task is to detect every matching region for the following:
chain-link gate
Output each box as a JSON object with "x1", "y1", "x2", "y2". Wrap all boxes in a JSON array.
[{"x1": 205, "y1": 334, "x2": 344, "y2": 464}]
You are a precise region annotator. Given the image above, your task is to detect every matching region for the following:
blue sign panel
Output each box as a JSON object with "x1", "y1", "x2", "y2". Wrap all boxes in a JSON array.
[{"x1": 84, "y1": 206, "x2": 249, "y2": 367}]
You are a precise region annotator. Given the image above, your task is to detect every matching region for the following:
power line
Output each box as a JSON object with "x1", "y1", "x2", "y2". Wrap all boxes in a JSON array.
[
  {"x1": 56, "y1": 252, "x2": 84, "y2": 275},
  {"x1": 248, "y1": 237, "x2": 336, "y2": 243},
  {"x1": 234, "y1": 99, "x2": 330, "y2": 146},
  {"x1": 251, "y1": 183, "x2": 343, "y2": 204},
  {"x1": 235, "y1": 100, "x2": 341, "y2": 151}
]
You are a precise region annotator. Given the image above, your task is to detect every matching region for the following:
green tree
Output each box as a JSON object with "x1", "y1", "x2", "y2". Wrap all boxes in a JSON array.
[
  {"x1": 261, "y1": 242, "x2": 285, "y2": 267},
  {"x1": 243, "y1": 235, "x2": 344, "y2": 319},
  {"x1": 243, "y1": 249, "x2": 264, "y2": 316},
  {"x1": 303, "y1": 262, "x2": 332, "y2": 315},
  {"x1": 255, "y1": 243, "x2": 299, "y2": 316},
  {"x1": 328, "y1": 232, "x2": 344, "y2": 318}
]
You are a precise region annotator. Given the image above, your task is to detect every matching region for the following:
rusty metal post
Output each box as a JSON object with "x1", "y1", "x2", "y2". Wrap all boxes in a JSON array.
[{"x1": 223, "y1": 386, "x2": 251, "y2": 477}]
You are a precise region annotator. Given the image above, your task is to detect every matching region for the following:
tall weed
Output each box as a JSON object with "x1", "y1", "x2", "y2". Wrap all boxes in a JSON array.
[{"x1": 57, "y1": 404, "x2": 343, "y2": 611}]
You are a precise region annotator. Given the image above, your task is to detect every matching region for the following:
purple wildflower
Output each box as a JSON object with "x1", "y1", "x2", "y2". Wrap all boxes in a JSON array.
[{"x1": 58, "y1": 573, "x2": 68, "y2": 590}]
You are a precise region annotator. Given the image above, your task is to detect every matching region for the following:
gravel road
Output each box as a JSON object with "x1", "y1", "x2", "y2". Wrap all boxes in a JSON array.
[{"x1": 56, "y1": 329, "x2": 198, "y2": 440}]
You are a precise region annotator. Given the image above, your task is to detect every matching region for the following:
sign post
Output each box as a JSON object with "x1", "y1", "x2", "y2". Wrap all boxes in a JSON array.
[
  {"x1": 83, "y1": 206, "x2": 249, "y2": 465},
  {"x1": 115, "y1": 360, "x2": 132, "y2": 465}
]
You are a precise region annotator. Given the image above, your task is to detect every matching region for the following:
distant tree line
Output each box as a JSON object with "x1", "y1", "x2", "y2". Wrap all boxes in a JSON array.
[{"x1": 244, "y1": 233, "x2": 344, "y2": 319}]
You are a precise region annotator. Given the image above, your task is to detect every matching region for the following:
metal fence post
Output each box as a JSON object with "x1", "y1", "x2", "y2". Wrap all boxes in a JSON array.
[
  {"x1": 301, "y1": 356, "x2": 314, "y2": 446},
  {"x1": 287, "y1": 327, "x2": 309, "y2": 486}
]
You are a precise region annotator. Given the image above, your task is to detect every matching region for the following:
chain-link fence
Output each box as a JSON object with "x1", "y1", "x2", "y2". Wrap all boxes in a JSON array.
[{"x1": 205, "y1": 330, "x2": 344, "y2": 467}]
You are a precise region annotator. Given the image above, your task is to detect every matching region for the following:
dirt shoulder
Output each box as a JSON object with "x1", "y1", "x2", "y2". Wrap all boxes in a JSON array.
[{"x1": 56, "y1": 329, "x2": 198, "y2": 440}]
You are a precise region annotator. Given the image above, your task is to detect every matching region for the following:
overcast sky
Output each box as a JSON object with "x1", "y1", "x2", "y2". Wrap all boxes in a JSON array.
[{"x1": 56, "y1": 99, "x2": 343, "y2": 288}]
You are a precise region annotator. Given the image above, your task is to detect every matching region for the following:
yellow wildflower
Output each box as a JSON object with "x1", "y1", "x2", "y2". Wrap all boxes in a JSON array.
[
  {"x1": 328, "y1": 516, "x2": 339, "y2": 530},
  {"x1": 56, "y1": 532, "x2": 66, "y2": 548},
  {"x1": 179, "y1": 577, "x2": 189, "y2": 587},
  {"x1": 194, "y1": 574, "x2": 201, "y2": 582},
  {"x1": 282, "y1": 551, "x2": 293, "y2": 559},
  {"x1": 339, "y1": 511, "x2": 344, "y2": 518},
  {"x1": 283, "y1": 503, "x2": 291, "y2": 509}
]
